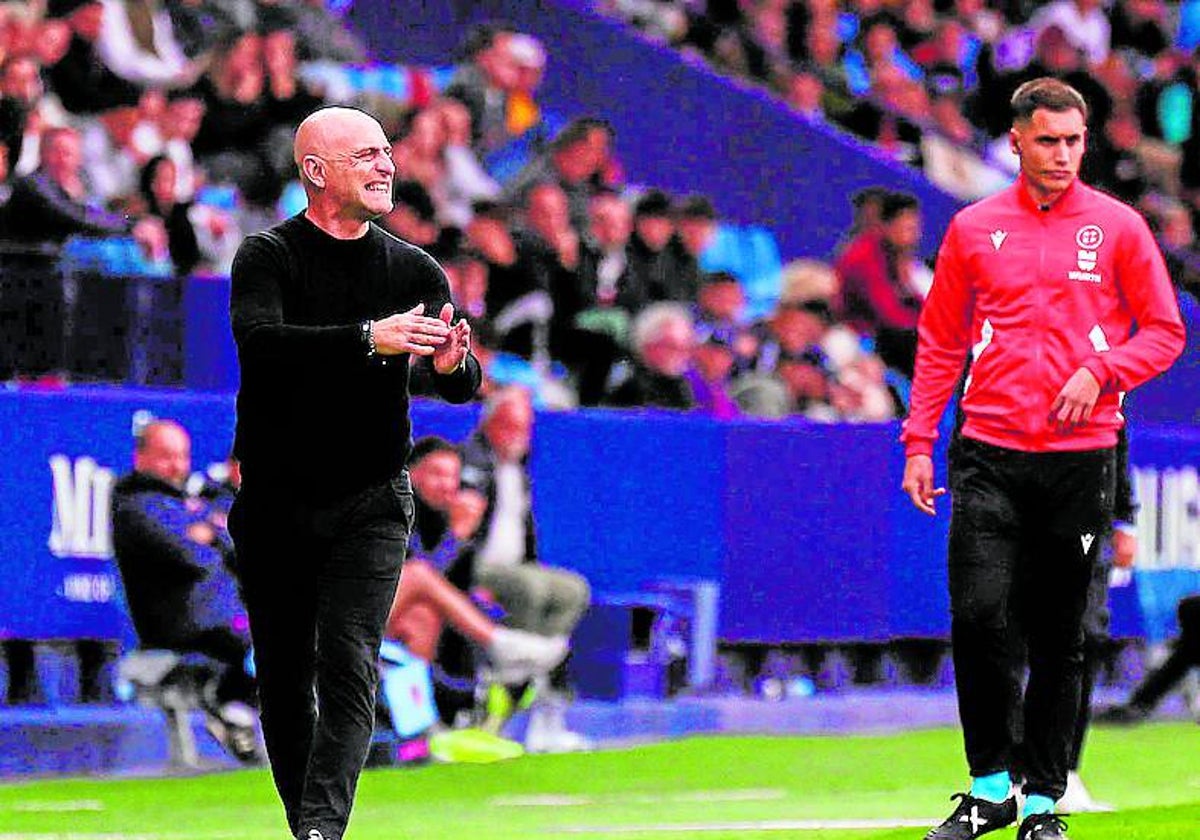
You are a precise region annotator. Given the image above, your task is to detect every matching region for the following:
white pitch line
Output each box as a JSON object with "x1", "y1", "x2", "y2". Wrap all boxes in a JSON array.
[
  {"x1": 491, "y1": 788, "x2": 788, "y2": 808},
  {"x1": 6, "y1": 801, "x2": 105, "y2": 813},
  {"x1": 549, "y1": 818, "x2": 936, "y2": 834}
]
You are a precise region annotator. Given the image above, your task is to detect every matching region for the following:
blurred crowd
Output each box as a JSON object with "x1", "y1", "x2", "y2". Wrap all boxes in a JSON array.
[
  {"x1": 9, "y1": 1, "x2": 1195, "y2": 420},
  {"x1": 0, "y1": 1, "x2": 918, "y2": 421},
  {"x1": 601, "y1": 0, "x2": 1200, "y2": 294}
]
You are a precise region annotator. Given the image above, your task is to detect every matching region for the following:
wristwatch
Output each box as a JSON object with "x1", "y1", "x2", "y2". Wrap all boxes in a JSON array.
[{"x1": 360, "y1": 320, "x2": 376, "y2": 358}]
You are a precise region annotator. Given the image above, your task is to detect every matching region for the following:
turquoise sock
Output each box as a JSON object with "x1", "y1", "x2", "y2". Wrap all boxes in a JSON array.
[
  {"x1": 969, "y1": 771, "x2": 1011, "y2": 803},
  {"x1": 1023, "y1": 794, "x2": 1055, "y2": 819}
]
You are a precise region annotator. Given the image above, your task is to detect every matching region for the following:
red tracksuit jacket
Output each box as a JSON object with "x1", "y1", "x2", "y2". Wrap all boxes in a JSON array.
[{"x1": 902, "y1": 176, "x2": 1186, "y2": 456}]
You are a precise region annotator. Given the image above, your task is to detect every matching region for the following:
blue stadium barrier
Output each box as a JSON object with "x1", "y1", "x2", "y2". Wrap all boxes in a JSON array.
[{"x1": 2, "y1": 388, "x2": 1197, "y2": 650}]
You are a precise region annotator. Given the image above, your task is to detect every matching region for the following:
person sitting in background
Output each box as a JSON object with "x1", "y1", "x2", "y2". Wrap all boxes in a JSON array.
[
  {"x1": 138, "y1": 154, "x2": 202, "y2": 275},
  {"x1": 110, "y1": 419, "x2": 261, "y2": 764},
  {"x1": 626, "y1": 189, "x2": 680, "y2": 301},
  {"x1": 45, "y1": 0, "x2": 144, "y2": 115},
  {"x1": 603, "y1": 302, "x2": 697, "y2": 410},
  {"x1": 576, "y1": 188, "x2": 646, "y2": 337},
  {"x1": 685, "y1": 324, "x2": 741, "y2": 420},
  {"x1": 6, "y1": 126, "x2": 166, "y2": 251},
  {"x1": 385, "y1": 436, "x2": 567, "y2": 682},
  {"x1": 505, "y1": 117, "x2": 617, "y2": 235},
  {"x1": 834, "y1": 190, "x2": 925, "y2": 378},
  {"x1": 693, "y1": 271, "x2": 757, "y2": 374},
  {"x1": 444, "y1": 23, "x2": 519, "y2": 156},
  {"x1": 451, "y1": 387, "x2": 593, "y2": 752}
]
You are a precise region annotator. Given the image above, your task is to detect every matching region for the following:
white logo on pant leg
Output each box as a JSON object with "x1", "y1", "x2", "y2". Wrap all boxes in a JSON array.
[
  {"x1": 1081, "y1": 533, "x2": 1095, "y2": 553},
  {"x1": 307, "y1": 831, "x2": 326, "y2": 840},
  {"x1": 959, "y1": 805, "x2": 988, "y2": 833}
]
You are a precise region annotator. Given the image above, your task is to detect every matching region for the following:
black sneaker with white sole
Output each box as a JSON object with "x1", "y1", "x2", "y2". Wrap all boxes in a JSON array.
[
  {"x1": 925, "y1": 793, "x2": 1017, "y2": 839},
  {"x1": 1017, "y1": 813, "x2": 1070, "y2": 840}
]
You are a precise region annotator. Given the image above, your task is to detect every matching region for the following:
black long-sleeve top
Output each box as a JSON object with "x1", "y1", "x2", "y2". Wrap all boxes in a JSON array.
[{"x1": 230, "y1": 214, "x2": 481, "y2": 501}]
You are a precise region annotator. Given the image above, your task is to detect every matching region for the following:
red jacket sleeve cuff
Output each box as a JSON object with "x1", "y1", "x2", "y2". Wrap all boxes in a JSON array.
[
  {"x1": 904, "y1": 440, "x2": 934, "y2": 458},
  {"x1": 1082, "y1": 357, "x2": 1112, "y2": 391}
]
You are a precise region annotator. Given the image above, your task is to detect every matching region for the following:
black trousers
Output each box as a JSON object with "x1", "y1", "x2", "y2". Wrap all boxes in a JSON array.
[
  {"x1": 948, "y1": 438, "x2": 1114, "y2": 800},
  {"x1": 229, "y1": 472, "x2": 413, "y2": 840}
]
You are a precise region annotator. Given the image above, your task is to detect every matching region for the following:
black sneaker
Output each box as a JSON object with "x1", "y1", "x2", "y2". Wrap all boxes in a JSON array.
[
  {"x1": 1017, "y1": 813, "x2": 1070, "y2": 839},
  {"x1": 925, "y1": 793, "x2": 1017, "y2": 839}
]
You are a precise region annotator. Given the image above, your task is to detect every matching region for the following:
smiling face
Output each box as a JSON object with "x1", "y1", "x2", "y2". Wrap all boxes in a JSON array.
[
  {"x1": 1010, "y1": 106, "x2": 1086, "y2": 205},
  {"x1": 295, "y1": 108, "x2": 395, "y2": 233}
]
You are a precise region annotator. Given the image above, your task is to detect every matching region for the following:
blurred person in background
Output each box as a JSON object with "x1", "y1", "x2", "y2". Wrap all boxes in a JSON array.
[
  {"x1": 520, "y1": 179, "x2": 620, "y2": 406},
  {"x1": 685, "y1": 323, "x2": 741, "y2": 420},
  {"x1": 467, "y1": 198, "x2": 552, "y2": 364},
  {"x1": 6, "y1": 125, "x2": 166, "y2": 251},
  {"x1": 432, "y1": 96, "x2": 500, "y2": 229},
  {"x1": 111, "y1": 419, "x2": 261, "y2": 764},
  {"x1": 444, "y1": 23, "x2": 518, "y2": 156},
  {"x1": 626, "y1": 188, "x2": 689, "y2": 305},
  {"x1": 451, "y1": 387, "x2": 592, "y2": 753},
  {"x1": 604, "y1": 302, "x2": 697, "y2": 410},
  {"x1": 577, "y1": 187, "x2": 645, "y2": 326},
  {"x1": 385, "y1": 436, "x2": 567, "y2": 680},
  {"x1": 505, "y1": 116, "x2": 616, "y2": 235},
  {"x1": 834, "y1": 190, "x2": 925, "y2": 379},
  {"x1": 45, "y1": 0, "x2": 144, "y2": 114}
]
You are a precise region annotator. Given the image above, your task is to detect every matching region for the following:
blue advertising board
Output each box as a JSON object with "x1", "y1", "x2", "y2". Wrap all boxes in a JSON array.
[{"x1": 1, "y1": 389, "x2": 1196, "y2": 646}]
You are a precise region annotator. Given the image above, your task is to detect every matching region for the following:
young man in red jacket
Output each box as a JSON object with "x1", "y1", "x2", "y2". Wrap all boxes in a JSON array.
[{"x1": 900, "y1": 77, "x2": 1185, "y2": 840}]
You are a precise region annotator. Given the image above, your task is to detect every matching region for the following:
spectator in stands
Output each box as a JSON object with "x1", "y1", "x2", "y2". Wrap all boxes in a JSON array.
[
  {"x1": 466, "y1": 198, "x2": 552, "y2": 363},
  {"x1": 834, "y1": 190, "x2": 924, "y2": 378},
  {"x1": 261, "y1": 25, "x2": 323, "y2": 162},
  {"x1": 45, "y1": 0, "x2": 144, "y2": 115},
  {"x1": 138, "y1": 154, "x2": 199, "y2": 274},
  {"x1": 452, "y1": 387, "x2": 592, "y2": 752},
  {"x1": 442, "y1": 249, "x2": 487, "y2": 322},
  {"x1": 189, "y1": 31, "x2": 279, "y2": 207},
  {"x1": 655, "y1": 193, "x2": 710, "y2": 302},
  {"x1": 0, "y1": 54, "x2": 64, "y2": 177},
  {"x1": 432, "y1": 96, "x2": 501, "y2": 229},
  {"x1": 385, "y1": 436, "x2": 567, "y2": 680},
  {"x1": 159, "y1": 92, "x2": 204, "y2": 202},
  {"x1": 7, "y1": 125, "x2": 166, "y2": 251},
  {"x1": 94, "y1": 0, "x2": 204, "y2": 91},
  {"x1": 604, "y1": 302, "x2": 697, "y2": 410},
  {"x1": 685, "y1": 323, "x2": 741, "y2": 419},
  {"x1": 505, "y1": 33, "x2": 547, "y2": 141},
  {"x1": 1097, "y1": 594, "x2": 1200, "y2": 726},
  {"x1": 111, "y1": 419, "x2": 261, "y2": 763},
  {"x1": 444, "y1": 23, "x2": 519, "y2": 155},
  {"x1": 577, "y1": 188, "x2": 646, "y2": 336},
  {"x1": 505, "y1": 117, "x2": 616, "y2": 235},
  {"x1": 1083, "y1": 105, "x2": 1151, "y2": 205},
  {"x1": 520, "y1": 179, "x2": 620, "y2": 405},
  {"x1": 1030, "y1": 0, "x2": 1112, "y2": 67},
  {"x1": 627, "y1": 188, "x2": 689, "y2": 305}
]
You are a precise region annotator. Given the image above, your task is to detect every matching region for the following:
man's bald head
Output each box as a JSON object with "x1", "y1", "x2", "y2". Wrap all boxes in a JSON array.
[
  {"x1": 293, "y1": 106, "x2": 396, "y2": 230},
  {"x1": 134, "y1": 420, "x2": 192, "y2": 488},
  {"x1": 294, "y1": 107, "x2": 385, "y2": 171}
]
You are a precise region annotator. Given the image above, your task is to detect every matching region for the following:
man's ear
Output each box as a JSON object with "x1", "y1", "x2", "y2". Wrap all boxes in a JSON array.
[
  {"x1": 1009, "y1": 128, "x2": 1020, "y2": 157},
  {"x1": 302, "y1": 155, "x2": 325, "y2": 188}
]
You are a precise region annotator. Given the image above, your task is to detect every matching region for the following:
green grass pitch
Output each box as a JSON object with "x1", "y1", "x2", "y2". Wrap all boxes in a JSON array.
[{"x1": 0, "y1": 723, "x2": 1196, "y2": 838}]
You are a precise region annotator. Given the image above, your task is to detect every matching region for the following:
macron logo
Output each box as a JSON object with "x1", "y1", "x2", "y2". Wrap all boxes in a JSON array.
[
  {"x1": 990, "y1": 230, "x2": 1008, "y2": 251},
  {"x1": 1081, "y1": 533, "x2": 1095, "y2": 554}
]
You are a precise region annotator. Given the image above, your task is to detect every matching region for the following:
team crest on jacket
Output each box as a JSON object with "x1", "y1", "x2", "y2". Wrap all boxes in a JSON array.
[{"x1": 1070, "y1": 224, "x2": 1104, "y2": 282}]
